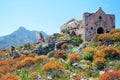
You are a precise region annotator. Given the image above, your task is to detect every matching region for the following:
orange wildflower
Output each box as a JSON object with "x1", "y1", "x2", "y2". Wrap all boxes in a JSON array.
[
  {"x1": 0, "y1": 74, "x2": 19, "y2": 80},
  {"x1": 0, "y1": 60, "x2": 9, "y2": 66},
  {"x1": 99, "y1": 70, "x2": 120, "y2": 80},
  {"x1": 42, "y1": 61, "x2": 64, "y2": 72},
  {"x1": 53, "y1": 50, "x2": 67, "y2": 59},
  {"x1": 83, "y1": 47, "x2": 97, "y2": 54},
  {"x1": 68, "y1": 53, "x2": 80, "y2": 63}
]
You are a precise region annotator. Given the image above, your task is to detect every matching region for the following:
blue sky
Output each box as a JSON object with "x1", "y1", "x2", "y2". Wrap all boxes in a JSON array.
[{"x1": 0, "y1": 0, "x2": 120, "y2": 36}]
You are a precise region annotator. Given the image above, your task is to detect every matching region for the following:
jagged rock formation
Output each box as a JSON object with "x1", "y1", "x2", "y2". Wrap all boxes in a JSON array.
[
  {"x1": 10, "y1": 46, "x2": 20, "y2": 59},
  {"x1": 36, "y1": 32, "x2": 45, "y2": 44},
  {"x1": 55, "y1": 40, "x2": 73, "y2": 49},
  {"x1": 32, "y1": 42, "x2": 55, "y2": 55},
  {"x1": 45, "y1": 33, "x2": 60, "y2": 43}
]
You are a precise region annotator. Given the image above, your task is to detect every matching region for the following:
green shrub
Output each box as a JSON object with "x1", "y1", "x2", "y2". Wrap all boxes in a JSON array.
[
  {"x1": 84, "y1": 70, "x2": 99, "y2": 78},
  {"x1": 23, "y1": 43, "x2": 31, "y2": 50},
  {"x1": 15, "y1": 68, "x2": 31, "y2": 80},
  {"x1": 79, "y1": 41, "x2": 89, "y2": 49},
  {"x1": 96, "y1": 63, "x2": 105, "y2": 70},
  {"x1": 71, "y1": 47, "x2": 79, "y2": 53},
  {"x1": 70, "y1": 36, "x2": 83, "y2": 46},
  {"x1": 82, "y1": 53, "x2": 94, "y2": 62},
  {"x1": 47, "y1": 51, "x2": 55, "y2": 58},
  {"x1": 116, "y1": 45, "x2": 120, "y2": 50},
  {"x1": 36, "y1": 42, "x2": 48, "y2": 49},
  {"x1": 105, "y1": 60, "x2": 120, "y2": 70}
]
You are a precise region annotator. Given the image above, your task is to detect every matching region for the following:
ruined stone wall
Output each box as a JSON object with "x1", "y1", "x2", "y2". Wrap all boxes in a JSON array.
[
  {"x1": 60, "y1": 7, "x2": 115, "y2": 41},
  {"x1": 83, "y1": 8, "x2": 115, "y2": 41}
]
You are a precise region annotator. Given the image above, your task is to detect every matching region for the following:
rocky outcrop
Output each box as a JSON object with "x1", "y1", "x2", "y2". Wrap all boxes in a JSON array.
[
  {"x1": 45, "y1": 33, "x2": 60, "y2": 43},
  {"x1": 10, "y1": 46, "x2": 20, "y2": 59},
  {"x1": 36, "y1": 32, "x2": 45, "y2": 44},
  {"x1": 10, "y1": 46, "x2": 15, "y2": 56},
  {"x1": 32, "y1": 33, "x2": 59, "y2": 55},
  {"x1": 12, "y1": 50, "x2": 20, "y2": 59},
  {"x1": 32, "y1": 33, "x2": 78, "y2": 55},
  {"x1": 32, "y1": 42, "x2": 55, "y2": 55},
  {"x1": 55, "y1": 40, "x2": 73, "y2": 49}
]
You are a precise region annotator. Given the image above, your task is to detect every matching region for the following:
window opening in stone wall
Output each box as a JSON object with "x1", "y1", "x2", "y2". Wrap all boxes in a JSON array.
[
  {"x1": 99, "y1": 16, "x2": 102, "y2": 20},
  {"x1": 113, "y1": 26, "x2": 115, "y2": 28},
  {"x1": 106, "y1": 31, "x2": 110, "y2": 33},
  {"x1": 86, "y1": 24, "x2": 88, "y2": 26},
  {"x1": 91, "y1": 27, "x2": 93, "y2": 30}
]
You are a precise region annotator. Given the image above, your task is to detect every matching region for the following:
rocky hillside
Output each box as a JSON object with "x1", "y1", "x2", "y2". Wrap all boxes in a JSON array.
[
  {"x1": 0, "y1": 27, "x2": 47, "y2": 49},
  {"x1": 0, "y1": 29, "x2": 120, "y2": 80}
]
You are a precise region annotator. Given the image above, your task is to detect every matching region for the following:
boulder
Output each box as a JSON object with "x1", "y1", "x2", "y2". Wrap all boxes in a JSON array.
[
  {"x1": 12, "y1": 50, "x2": 20, "y2": 59},
  {"x1": 45, "y1": 35, "x2": 55, "y2": 43},
  {"x1": 45, "y1": 33, "x2": 61, "y2": 43},
  {"x1": 32, "y1": 42, "x2": 55, "y2": 55},
  {"x1": 55, "y1": 40, "x2": 73, "y2": 50},
  {"x1": 10, "y1": 46, "x2": 15, "y2": 56},
  {"x1": 10, "y1": 46, "x2": 20, "y2": 59}
]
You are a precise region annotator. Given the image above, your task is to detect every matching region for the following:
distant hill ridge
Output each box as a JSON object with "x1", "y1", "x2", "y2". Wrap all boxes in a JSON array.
[{"x1": 0, "y1": 27, "x2": 47, "y2": 49}]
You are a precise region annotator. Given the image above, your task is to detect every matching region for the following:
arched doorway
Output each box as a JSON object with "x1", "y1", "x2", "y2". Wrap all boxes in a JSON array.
[
  {"x1": 97, "y1": 27, "x2": 104, "y2": 34},
  {"x1": 71, "y1": 31, "x2": 76, "y2": 36}
]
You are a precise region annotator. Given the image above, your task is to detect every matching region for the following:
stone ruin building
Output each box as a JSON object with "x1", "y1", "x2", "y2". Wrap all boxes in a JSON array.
[{"x1": 60, "y1": 7, "x2": 115, "y2": 41}]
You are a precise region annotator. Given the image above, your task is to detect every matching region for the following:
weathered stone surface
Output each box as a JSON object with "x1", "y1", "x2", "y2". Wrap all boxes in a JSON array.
[
  {"x1": 12, "y1": 50, "x2": 20, "y2": 59},
  {"x1": 47, "y1": 50, "x2": 55, "y2": 57},
  {"x1": 10, "y1": 46, "x2": 20, "y2": 59},
  {"x1": 10, "y1": 46, "x2": 15, "y2": 56},
  {"x1": 45, "y1": 33, "x2": 61, "y2": 43},
  {"x1": 36, "y1": 32, "x2": 45, "y2": 44},
  {"x1": 55, "y1": 40, "x2": 73, "y2": 50},
  {"x1": 32, "y1": 42, "x2": 55, "y2": 55},
  {"x1": 23, "y1": 42, "x2": 31, "y2": 50},
  {"x1": 61, "y1": 19, "x2": 80, "y2": 36}
]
